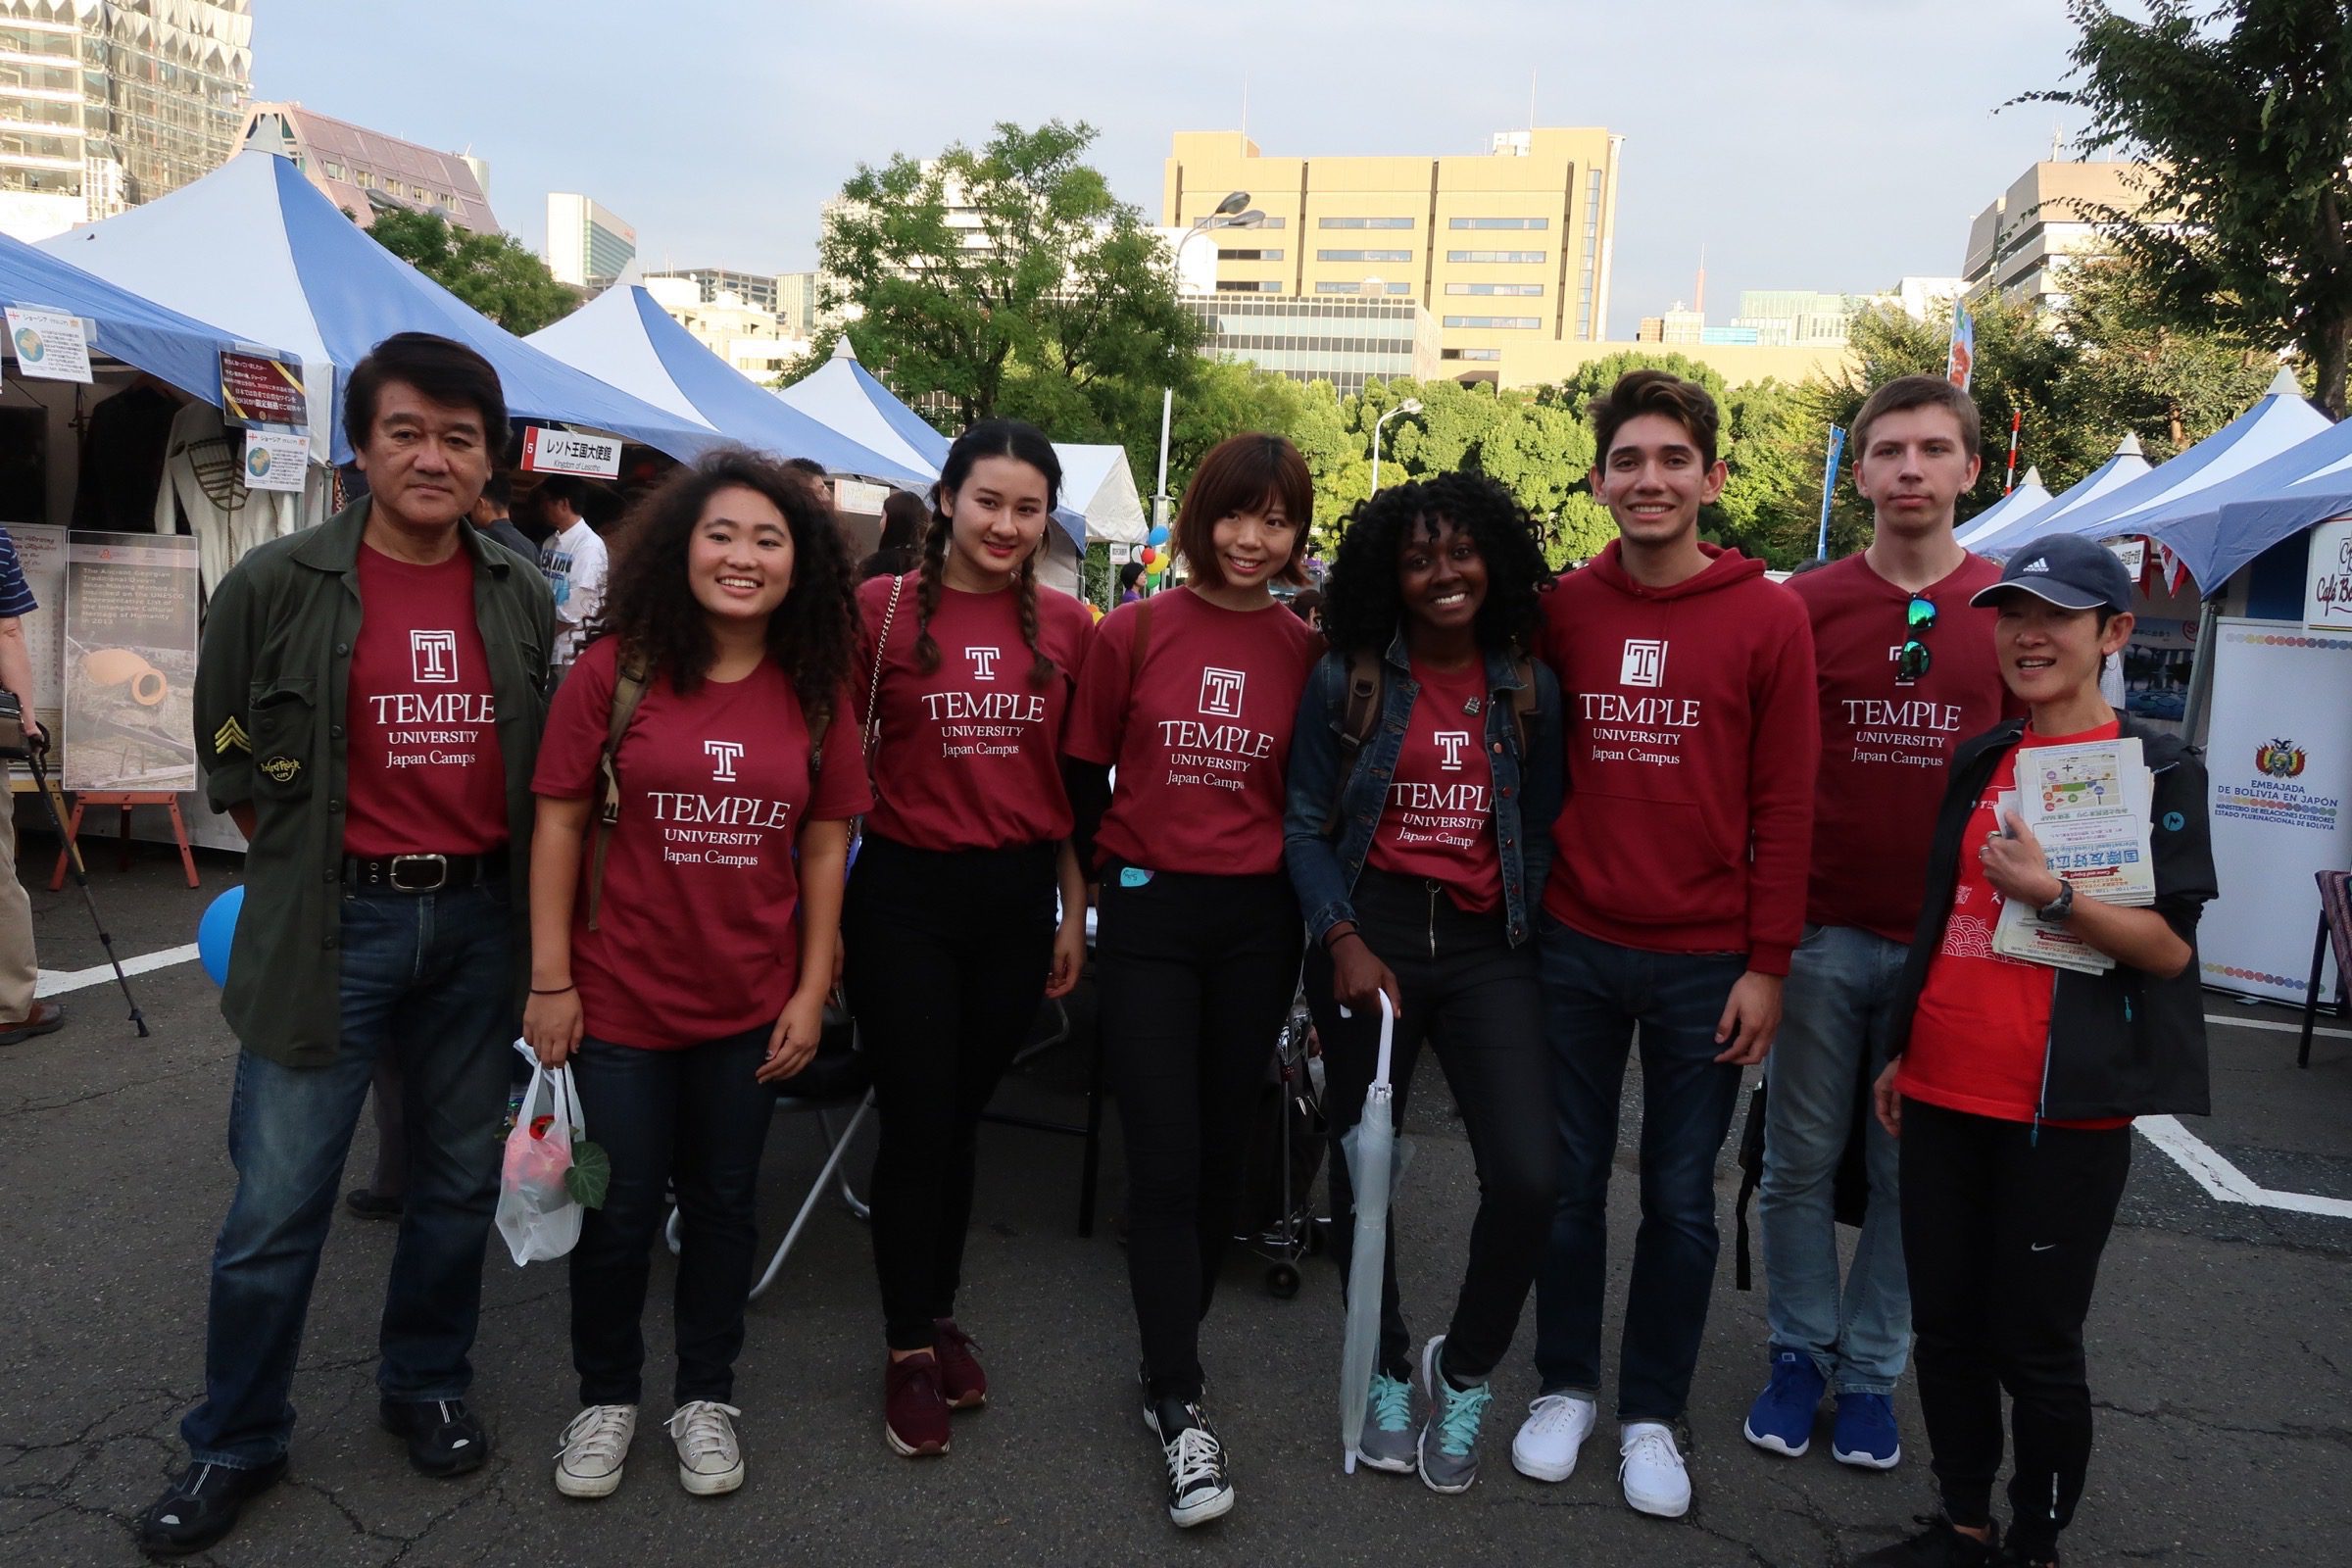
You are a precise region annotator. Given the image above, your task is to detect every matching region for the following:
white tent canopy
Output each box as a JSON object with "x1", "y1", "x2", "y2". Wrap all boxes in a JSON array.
[
  {"x1": 1952, "y1": 466, "x2": 2050, "y2": 548},
  {"x1": 1054, "y1": 443, "x2": 1147, "y2": 545}
]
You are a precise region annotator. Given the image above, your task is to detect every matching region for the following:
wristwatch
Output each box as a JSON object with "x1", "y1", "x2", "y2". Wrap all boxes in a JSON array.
[{"x1": 2036, "y1": 879, "x2": 2077, "y2": 924}]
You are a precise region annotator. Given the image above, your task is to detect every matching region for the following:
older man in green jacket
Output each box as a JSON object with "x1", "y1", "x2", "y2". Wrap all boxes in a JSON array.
[{"x1": 140, "y1": 334, "x2": 554, "y2": 1558}]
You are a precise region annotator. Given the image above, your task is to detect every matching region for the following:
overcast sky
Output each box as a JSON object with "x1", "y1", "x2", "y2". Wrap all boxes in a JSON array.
[{"x1": 256, "y1": 0, "x2": 2095, "y2": 337}]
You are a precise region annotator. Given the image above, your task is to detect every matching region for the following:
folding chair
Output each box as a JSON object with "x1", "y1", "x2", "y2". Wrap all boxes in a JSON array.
[{"x1": 2297, "y1": 869, "x2": 2352, "y2": 1069}]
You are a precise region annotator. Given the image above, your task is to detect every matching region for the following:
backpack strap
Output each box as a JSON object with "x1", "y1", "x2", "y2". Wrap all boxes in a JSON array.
[
  {"x1": 1322, "y1": 650, "x2": 1385, "y2": 835},
  {"x1": 586, "y1": 652, "x2": 653, "y2": 933}
]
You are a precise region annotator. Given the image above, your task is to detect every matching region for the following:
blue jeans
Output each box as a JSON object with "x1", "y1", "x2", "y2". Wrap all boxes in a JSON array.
[
  {"x1": 182, "y1": 883, "x2": 514, "y2": 1468},
  {"x1": 1532, "y1": 921, "x2": 1748, "y2": 1422},
  {"x1": 1758, "y1": 923, "x2": 1910, "y2": 1395}
]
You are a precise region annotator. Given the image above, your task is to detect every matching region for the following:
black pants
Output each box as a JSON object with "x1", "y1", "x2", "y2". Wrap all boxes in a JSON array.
[
  {"x1": 1899, "y1": 1098, "x2": 2132, "y2": 1559},
  {"x1": 845, "y1": 833, "x2": 1057, "y2": 1350},
  {"x1": 1303, "y1": 869, "x2": 1555, "y2": 1384},
  {"x1": 1098, "y1": 865, "x2": 1305, "y2": 1402},
  {"x1": 567, "y1": 1026, "x2": 776, "y2": 1405}
]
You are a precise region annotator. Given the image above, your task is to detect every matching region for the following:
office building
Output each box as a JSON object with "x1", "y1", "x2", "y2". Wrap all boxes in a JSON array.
[
  {"x1": 239, "y1": 102, "x2": 497, "y2": 232},
  {"x1": 547, "y1": 191, "x2": 638, "y2": 291},
  {"x1": 1732, "y1": 289, "x2": 1856, "y2": 347},
  {"x1": 0, "y1": 0, "x2": 252, "y2": 242},
  {"x1": 1179, "y1": 294, "x2": 1442, "y2": 398},
  {"x1": 1162, "y1": 126, "x2": 1622, "y2": 384},
  {"x1": 1635, "y1": 303, "x2": 1705, "y2": 346},
  {"x1": 642, "y1": 273, "x2": 805, "y2": 380},
  {"x1": 644, "y1": 267, "x2": 778, "y2": 313},
  {"x1": 775, "y1": 270, "x2": 819, "y2": 336},
  {"x1": 1963, "y1": 160, "x2": 2159, "y2": 310}
]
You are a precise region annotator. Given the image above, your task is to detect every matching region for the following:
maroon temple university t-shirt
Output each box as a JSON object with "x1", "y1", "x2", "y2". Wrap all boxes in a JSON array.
[
  {"x1": 1789, "y1": 550, "x2": 2021, "y2": 943},
  {"x1": 1363, "y1": 656, "x2": 1503, "y2": 914},
  {"x1": 1064, "y1": 587, "x2": 1322, "y2": 877},
  {"x1": 856, "y1": 573, "x2": 1095, "y2": 852},
  {"x1": 533, "y1": 637, "x2": 871, "y2": 1051},
  {"x1": 343, "y1": 545, "x2": 507, "y2": 857}
]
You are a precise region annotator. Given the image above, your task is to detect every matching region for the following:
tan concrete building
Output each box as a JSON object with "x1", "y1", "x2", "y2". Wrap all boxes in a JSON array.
[
  {"x1": 1963, "y1": 160, "x2": 2159, "y2": 311},
  {"x1": 1162, "y1": 127, "x2": 1622, "y2": 385}
]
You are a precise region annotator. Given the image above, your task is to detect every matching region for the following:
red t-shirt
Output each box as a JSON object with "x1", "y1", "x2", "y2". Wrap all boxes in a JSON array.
[
  {"x1": 1898, "y1": 718, "x2": 2130, "y2": 1130},
  {"x1": 1364, "y1": 658, "x2": 1502, "y2": 913},
  {"x1": 1791, "y1": 551, "x2": 2020, "y2": 942},
  {"x1": 343, "y1": 545, "x2": 507, "y2": 857},
  {"x1": 1064, "y1": 587, "x2": 1321, "y2": 877},
  {"x1": 856, "y1": 573, "x2": 1094, "y2": 851},
  {"x1": 531, "y1": 638, "x2": 871, "y2": 1051}
]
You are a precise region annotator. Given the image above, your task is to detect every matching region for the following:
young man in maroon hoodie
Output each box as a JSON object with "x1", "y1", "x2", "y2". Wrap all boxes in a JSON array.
[
  {"x1": 1510, "y1": 369, "x2": 1817, "y2": 1519},
  {"x1": 1745, "y1": 376, "x2": 2018, "y2": 1473}
]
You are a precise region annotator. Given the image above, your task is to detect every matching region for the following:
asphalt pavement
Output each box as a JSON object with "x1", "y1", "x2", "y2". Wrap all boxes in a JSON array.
[{"x1": 2, "y1": 844, "x2": 2347, "y2": 1566}]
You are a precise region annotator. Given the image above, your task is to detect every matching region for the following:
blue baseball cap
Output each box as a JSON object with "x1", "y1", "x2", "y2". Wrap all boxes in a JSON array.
[{"x1": 1970, "y1": 533, "x2": 2135, "y2": 613}]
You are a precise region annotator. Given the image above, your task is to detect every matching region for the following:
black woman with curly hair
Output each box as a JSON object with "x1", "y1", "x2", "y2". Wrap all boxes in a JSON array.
[
  {"x1": 1284, "y1": 470, "x2": 1565, "y2": 1494},
  {"x1": 522, "y1": 448, "x2": 869, "y2": 1503},
  {"x1": 846, "y1": 419, "x2": 1094, "y2": 1459}
]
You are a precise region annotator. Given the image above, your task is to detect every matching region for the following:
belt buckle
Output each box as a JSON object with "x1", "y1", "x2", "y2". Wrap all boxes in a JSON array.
[{"x1": 388, "y1": 853, "x2": 449, "y2": 892}]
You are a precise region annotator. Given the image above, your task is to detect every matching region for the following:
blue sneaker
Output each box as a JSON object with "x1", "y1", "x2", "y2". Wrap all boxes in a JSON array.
[
  {"x1": 1356, "y1": 1370, "x2": 1417, "y2": 1474},
  {"x1": 1832, "y1": 1390, "x2": 1902, "y2": 1469},
  {"x1": 1742, "y1": 1347, "x2": 1825, "y2": 1457}
]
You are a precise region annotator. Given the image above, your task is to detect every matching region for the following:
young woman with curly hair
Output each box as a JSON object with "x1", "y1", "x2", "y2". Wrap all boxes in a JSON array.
[
  {"x1": 846, "y1": 419, "x2": 1094, "y2": 1458},
  {"x1": 522, "y1": 448, "x2": 869, "y2": 1502},
  {"x1": 1285, "y1": 471, "x2": 1564, "y2": 1494},
  {"x1": 1064, "y1": 432, "x2": 1323, "y2": 1528}
]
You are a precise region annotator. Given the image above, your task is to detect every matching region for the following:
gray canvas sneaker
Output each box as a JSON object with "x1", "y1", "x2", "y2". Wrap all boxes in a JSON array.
[
  {"x1": 1356, "y1": 1369, "x2": 1418, "y2": 1473},
  {"x1": 1417, "y1": 1336, "x2": 1494, "y2": 1494}
]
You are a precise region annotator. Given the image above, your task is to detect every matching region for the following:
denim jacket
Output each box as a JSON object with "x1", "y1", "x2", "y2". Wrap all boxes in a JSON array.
[{"x1": 1283, "y1": 632, "x2": 1564, "y2": 949}]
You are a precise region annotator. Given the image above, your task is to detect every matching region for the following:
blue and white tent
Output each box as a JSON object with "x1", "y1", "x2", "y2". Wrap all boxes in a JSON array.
[
  {"x1": 0, "y1": 230, "x2": 260, "y2": 403},
  {"x1": 527, "y1": 286, "x2": 927, "y2": 485},
  {"x1": 1960, "y1": 435, "x2": 2151, "y2": 552},
  {"x1": 42, "y1": 151, "x2": 716, "y2": 466},
  {"x1": 2168, "y1": 413, "x2": 2352, "y2": 593},
  {"x1": 1976, "y1": 370, "x2": 2327, "y2": 564},
  {"x1": 1951, "y1": 466, "x2": 2051, "y2": 550}
]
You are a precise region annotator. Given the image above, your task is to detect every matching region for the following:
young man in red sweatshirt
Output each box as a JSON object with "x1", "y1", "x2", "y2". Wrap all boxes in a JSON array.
[
  {"x1": 1747, "y1": 376, "x2": 2018, "y2": 1475},
  {"x1": 1511, "y1": 369, "x2": 1817, "y2": 1519}
]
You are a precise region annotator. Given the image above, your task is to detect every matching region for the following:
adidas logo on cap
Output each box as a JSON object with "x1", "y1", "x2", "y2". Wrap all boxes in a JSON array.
[{"x1": 2022, "y1": 558, "x2": 2050, "y2": 572}]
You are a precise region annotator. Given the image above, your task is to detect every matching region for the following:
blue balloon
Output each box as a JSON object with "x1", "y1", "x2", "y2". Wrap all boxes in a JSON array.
[
  {"x1": 1148, "y1": 524, "x2": 1171, "y2": 548},
  {"x1": 197, "y1": 885, "x2": 245, "y2": 988}
]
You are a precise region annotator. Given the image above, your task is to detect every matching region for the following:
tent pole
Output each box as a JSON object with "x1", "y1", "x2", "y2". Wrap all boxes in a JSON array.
[{"x1": 2179, "y1": 597, "x2": 2221, "y2": 746}]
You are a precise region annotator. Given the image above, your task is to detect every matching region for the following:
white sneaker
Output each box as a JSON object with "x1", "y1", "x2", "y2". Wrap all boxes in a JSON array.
[
  {"x1": 553, "y1": 1403, "x2": 637, "y2": 1498},
  {"x1": 1618, "y1": 1421, "x2": 1691, "y2": 1518},
  {"x1": 1510, "y1": 1393, "x2": 1597, "y2": 1482},
  {"x1": 665, "y1": 1400, "x2": 745, "y2": 1495}
]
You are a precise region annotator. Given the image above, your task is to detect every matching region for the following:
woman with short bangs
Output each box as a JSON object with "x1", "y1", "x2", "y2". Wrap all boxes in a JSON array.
[
  {"x1": 1064, "y1": 432, "x2": 1323, "y2": 1529},
  {"x1": 523, "y1": 449, "x2": 869, "y2": 1503}
]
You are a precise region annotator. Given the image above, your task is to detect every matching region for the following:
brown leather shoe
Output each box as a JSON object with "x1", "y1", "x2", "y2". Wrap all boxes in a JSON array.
[{"x1": 0, "y1": 1001, "x2": 63, "y2": 1047}]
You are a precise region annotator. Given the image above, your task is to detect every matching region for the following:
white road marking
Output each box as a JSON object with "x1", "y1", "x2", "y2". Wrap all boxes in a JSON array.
[
  {"x1": 2136, "y1": 1115, "x2": 2352, "y2": 1220},
  {"x1": 36, "y1": 943, "x2": 200, "y2": 999},
  {"x1": 2204, "y1": 1011, "x2": 2351, "y2": 1042}
]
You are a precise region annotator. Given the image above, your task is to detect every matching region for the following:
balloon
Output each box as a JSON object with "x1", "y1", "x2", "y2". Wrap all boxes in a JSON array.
[
  {"x1": 1148, "y1": 525, "x2": 1170, "y2": 548},
  {"x1": 197, "y1": 885, "x2": 245, "y2": 988},
  {"x1": 1139, "y1": 546, "x2": 1157, "y2": 565}
]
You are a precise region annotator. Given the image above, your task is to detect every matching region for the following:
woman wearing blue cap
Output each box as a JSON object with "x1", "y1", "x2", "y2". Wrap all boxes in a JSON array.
[{"x1": 1858, "y1": 533, "x2": 2216, "y2": 1568}]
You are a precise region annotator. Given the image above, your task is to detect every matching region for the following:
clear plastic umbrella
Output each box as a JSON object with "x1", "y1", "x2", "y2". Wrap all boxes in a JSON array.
[{"x1": 1339, "y1": 990, "x2": 1401, "y2": 1473}]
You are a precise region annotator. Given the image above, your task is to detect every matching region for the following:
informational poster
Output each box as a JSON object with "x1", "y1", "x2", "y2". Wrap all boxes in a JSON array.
[
  {"x1": 2107, "y1": 536, "x2": 2147, "y2": 577},
  {"x1": 1109, "y1": 543, "x2": 1134, "y2": 565},
  {"x1": 241, "y1": 430, "x2": 310, "y2": 493},
  {"x1": 5, "y1": 307, "x2": 92, "y2": 383},
  {"x1": 218, "y1": 347, "x2": 309, "y2": 429},
  {"x1": 2200, "y1": 618, "x2": 2352, "y2": 1002},
  {"x1": 5, "y1": 522, "x2": 65, "y2": 783},
  {"x1": 520, "y1": 426, "x2": 622, "y2": 478},
  {"x1": 833, "y1": 478, "x2": 887, "y2": 515},
  {"x1": 2305, "y1": 515, "x2": 2352, "y2": 633},
  {"x1": 2122, "y1": 614, "x2": 2198, "y2": 731},
  {"x1": 62, "y1": 531, "x2": 199, "y2": 793}
]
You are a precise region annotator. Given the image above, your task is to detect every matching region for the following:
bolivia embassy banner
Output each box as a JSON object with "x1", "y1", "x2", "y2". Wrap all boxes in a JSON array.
[{"x1": 2200, "y1": 618, "x2": 2352, "y2": 1003}]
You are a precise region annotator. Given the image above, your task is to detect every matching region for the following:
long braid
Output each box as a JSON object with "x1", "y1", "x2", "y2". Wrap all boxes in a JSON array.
[
  {"x1": 912, "y1": 499, "x2": 951, "y2": 674},
  {"x1": 1015, "y1": 549, "x2": 1054, "y2": 686}
]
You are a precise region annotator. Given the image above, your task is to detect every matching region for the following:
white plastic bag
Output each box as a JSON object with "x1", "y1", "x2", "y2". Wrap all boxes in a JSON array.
[{"x1": 497, "y1": 1041, "x2": 586, "y2": 1265}]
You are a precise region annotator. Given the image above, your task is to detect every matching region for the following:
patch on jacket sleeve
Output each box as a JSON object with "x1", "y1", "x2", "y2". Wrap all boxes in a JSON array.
[{"x1": 213, "y1": 714, "x2": 251, "y2": 755}]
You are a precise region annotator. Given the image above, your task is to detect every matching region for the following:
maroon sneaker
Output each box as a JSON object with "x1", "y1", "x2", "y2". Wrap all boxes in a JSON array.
[
  {"x1": 933, "y1": 1319, "x2": 988, "y2": 1411},
  {"x1": 885, "y1": 1350, "x2": 951, "y2": 1456}
]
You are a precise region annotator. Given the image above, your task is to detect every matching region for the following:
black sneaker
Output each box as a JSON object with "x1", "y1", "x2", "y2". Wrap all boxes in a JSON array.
[
  {"x1": 1144, "y1": 1394, "x2": 1233, "y2": 1528},
  {"x1": 135, "y1": 1457, "x2": 286, "y2": 1556},
  {"x1": 378, "y1": 1397, "x2": 490, "y2": 1477},
  {"x1": 1855, "y1": 1514, "x2": 2003, "y2": 1566}
]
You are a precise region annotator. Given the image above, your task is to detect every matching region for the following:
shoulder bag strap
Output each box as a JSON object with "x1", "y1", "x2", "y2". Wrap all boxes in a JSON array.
[{"x1": 1323, "y1": 649, "x2": 1385, "y2": 836}]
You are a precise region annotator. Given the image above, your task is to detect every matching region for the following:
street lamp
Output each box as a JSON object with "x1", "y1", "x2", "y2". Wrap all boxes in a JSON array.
[
  {"x1": 1154, "y1": 192, "x2": 1267, "y2": 542},
  {"x1": 1371, "y1": 397, "x2": 1424, "y2": 493}
]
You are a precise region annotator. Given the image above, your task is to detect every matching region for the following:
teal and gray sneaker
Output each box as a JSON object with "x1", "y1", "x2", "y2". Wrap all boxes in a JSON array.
[
  {"x1": 1355, "y1": 1369, "x2": 1417, "y2": 1474},
  {"x1": 1417, "y1": 1335, "x2": 1494, "y2": 1494}
]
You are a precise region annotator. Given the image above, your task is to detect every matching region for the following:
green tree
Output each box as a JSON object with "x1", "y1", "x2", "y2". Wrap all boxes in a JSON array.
[
  {"x1": 2034, "y1": 0, "x2": 2352, "y2": 412},
  {"x1": 364, "y1": 208, "x2": 578, "y2": 334},
  {"x1": 2055, "y1": 256, "x2": 2286, "y2": 453},
  {"x1": 817, "y1": 120, "x2": 1201, "y2": 434}
]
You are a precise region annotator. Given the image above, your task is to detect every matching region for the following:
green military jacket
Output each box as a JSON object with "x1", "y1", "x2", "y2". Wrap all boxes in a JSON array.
[{"x1": 193, "y1": 498, "x2": 555, "y2": 1066}]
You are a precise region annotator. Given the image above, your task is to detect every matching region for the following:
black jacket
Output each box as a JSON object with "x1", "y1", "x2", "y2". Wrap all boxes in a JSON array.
[{"x1": 1888, "y1": 714, "x2": 2218, "y2": 1122}]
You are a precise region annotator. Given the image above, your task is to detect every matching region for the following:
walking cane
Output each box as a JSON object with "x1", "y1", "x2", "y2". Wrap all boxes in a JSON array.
[{"x1": 20, "y1": 733, "x2": 148, "y2": 1037}]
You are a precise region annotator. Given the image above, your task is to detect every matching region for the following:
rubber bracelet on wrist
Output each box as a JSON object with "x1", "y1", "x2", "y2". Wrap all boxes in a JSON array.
[
  {"x1": 530, "y1": 984, "x2": 577, "y2": 995},
  {"x1": 1323, "y1": 924, "x2": 1357, "y2": 951}
]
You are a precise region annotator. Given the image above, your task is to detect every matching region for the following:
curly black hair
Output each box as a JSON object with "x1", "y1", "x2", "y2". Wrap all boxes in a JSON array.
[
  {"x1": 589, "y1": 447, "x2": 857, "y2": 719},
  {"x1": 1320, "y1": 471, "x2": 1554, "y2": 657}
]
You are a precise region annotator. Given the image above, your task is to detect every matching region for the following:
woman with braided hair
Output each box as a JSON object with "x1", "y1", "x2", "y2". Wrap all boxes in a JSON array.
[{"x1": 846, "y1": 419, "x2": 1094, "y2": 1459}]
